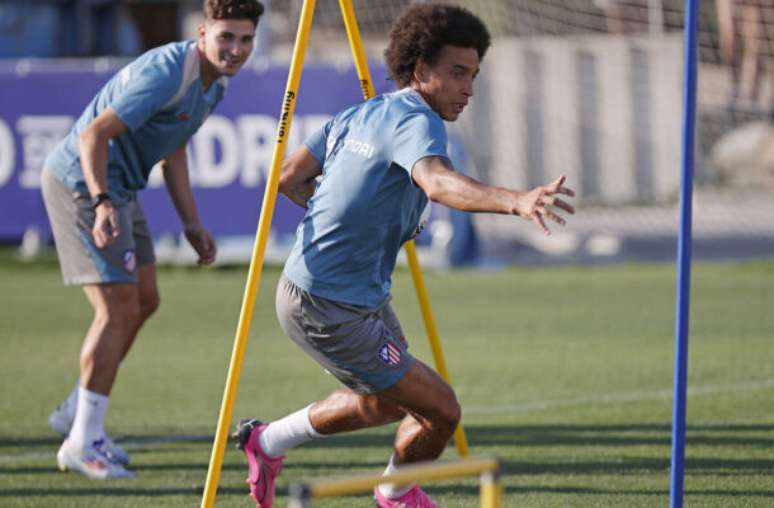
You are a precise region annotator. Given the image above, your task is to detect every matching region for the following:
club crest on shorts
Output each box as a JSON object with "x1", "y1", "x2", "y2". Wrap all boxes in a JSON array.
[
  {"x1": 123, "y1": 249, "x2": 136, "y2": 272},
  {"x1": 378, "y1": 341, "x2": 401, "y2": 366}
]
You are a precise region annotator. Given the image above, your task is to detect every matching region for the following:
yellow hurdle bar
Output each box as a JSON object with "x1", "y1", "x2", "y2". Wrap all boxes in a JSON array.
[
  {"x1": 337, "y1": 0, "x2": 470, "y2": 458},
  {"x1": 199, "y1": 1, "x2": 318, "y2": 506},
  {"x1": 289, "y1": 456, "x2": 501, "y2": 507}
]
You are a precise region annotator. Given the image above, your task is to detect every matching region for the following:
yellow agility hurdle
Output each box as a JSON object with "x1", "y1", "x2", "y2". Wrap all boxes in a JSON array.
[
  {"x1": 337, "y1": 0, "x2": 471, "y2": 458},
  {"x1": 288, "y1": 456, "x2": 502, "y2": 508},
  {"x1": 199, "y1": 1, "x2": 317, "y2": 506}
]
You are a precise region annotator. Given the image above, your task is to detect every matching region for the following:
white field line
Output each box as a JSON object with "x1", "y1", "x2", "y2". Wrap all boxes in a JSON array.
[
  {"x1": 464, "y1": 378, "x2": 774, "y2": 415},
  {"x1": 2, "y1": 379, "x2": 773, "y2": 465}
]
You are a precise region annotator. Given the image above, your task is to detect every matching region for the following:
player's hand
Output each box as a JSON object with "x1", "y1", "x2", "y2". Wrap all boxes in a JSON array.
[
  {"x1": 514, "y1": 176, "x2": 575, "y2": 235},
  {"x1": 184, "y1": 222, "x2": 217, "y2": 266},
  {"x1": 92, "y1": 203, "x2": 120, "y2": 248}
]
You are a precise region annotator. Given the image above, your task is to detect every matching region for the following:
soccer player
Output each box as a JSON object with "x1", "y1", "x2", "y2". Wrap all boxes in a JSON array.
[
  {"x1": 236, "y1": 4, "x2": 574, "y2": 507},
  {"x1": 41, "y1": 0, "x2": 264, "y2": 480}
]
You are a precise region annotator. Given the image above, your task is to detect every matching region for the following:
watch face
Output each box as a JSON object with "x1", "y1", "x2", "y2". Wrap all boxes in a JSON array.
[{"x1": 93, "y1": 194, "x2": 111, "y2": 209}]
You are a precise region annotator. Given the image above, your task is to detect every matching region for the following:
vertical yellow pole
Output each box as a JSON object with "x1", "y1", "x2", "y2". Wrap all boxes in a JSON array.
[
  {"x1": 404, "y1": 242, "x2": 470, "y2": 456},
  {"x1": 338, "y1": 0, "x2": 376, "y2": 99},
  {"x1": 199, "y1": 1, "x2": 317, "y2": 506},
  {"x1": 337, "y1": 0, "x2": 470, "y2": 457}
]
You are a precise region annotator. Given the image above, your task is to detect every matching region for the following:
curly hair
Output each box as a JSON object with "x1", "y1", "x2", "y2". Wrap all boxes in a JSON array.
[
  {"x1": 204, "y1": 0, "x2": 264, "y2": 26},
  {"x1": 384, "y1": 4, "x2": 491, "y2": 88}
]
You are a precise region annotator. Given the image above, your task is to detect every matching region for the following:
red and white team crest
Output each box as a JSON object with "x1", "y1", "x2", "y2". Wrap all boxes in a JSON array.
[{"x1": 378, "y1": 342, "x2": 401, "y2": 366}]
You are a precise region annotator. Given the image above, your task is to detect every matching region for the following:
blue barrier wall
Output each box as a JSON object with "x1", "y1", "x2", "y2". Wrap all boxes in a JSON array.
[{"x1": 0, "y1": 60, "x2": 395, "y2": 242}]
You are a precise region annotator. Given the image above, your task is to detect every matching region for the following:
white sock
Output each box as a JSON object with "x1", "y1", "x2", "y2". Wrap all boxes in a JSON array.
[
  {"x1": 68, "y1": 387, "x2": 109, "y2": 450},
  {"x1": 378, "y1": 454, "x2": 413, "y2": 499},
  {"x1": 58, "y1": 383, "x2": 79, "y2": 420},
  {"x1": 66, "y1": 384, "x2": 79, "y2": 412},
  {"x1": 259, "y1": 404, "x2": 323, "y2": 458}
]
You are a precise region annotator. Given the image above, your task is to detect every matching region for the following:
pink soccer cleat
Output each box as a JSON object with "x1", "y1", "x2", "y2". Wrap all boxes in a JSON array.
[
  {"x1": 235, "y1": 419, "x2": 285, "y2": 508},
  {"x1": 374, "y1": 485, "x2": 439, "y2": 508}
]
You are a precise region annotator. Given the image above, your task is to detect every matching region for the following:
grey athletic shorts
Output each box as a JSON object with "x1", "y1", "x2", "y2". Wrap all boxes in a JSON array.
[
  {"x1": 41, "y1": 169, "x2": 155, "y2": 285},
  {"x1": 276, "y1": 275, "x2": 415, "y2": 394}
]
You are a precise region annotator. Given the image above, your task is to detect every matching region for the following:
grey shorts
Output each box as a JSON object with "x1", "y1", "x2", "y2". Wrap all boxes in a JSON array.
[
  {"x1": 41, "y1": 169, "x2": 155, "y2": 285},
  {"x1": 276, "y1": 275, "x2": 415, "y2": 394}
]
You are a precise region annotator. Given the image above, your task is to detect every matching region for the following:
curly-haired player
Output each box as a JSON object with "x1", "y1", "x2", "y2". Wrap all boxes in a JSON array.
[
  {"x1": 236, "y1": 4, "x2": 574, "y2": 507},
  {"x1": 42, "y1": 0, "x2": 263, "y2": 480}
]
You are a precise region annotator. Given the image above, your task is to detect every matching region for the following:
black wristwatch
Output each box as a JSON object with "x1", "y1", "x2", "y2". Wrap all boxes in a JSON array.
[{"x1": 92, "y1": 192, "x2": 112, "y2": 210}]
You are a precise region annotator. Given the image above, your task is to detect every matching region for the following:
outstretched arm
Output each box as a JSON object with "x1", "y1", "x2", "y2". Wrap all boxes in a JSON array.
[
  {"x1": 278, "y1": 146, "x2": 323, "y2": 208},
  {"x1": 161, "y1": 145, "x2": 216, "y2": 265},
  {"x1": 411, "y1": 156, "x2": 575, "y2": 235}
]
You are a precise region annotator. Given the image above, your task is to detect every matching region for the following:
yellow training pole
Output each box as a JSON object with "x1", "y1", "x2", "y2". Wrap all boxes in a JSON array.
[
  {"x1": 338, "y1": 0, "x2": 376, "y2": 98},
  {"x1": 199, "y1": 1, "x2": 317, "y2": 506},
  {"x1": 338, "y1": 0, "x2": 470, "y2": 457},
  {"x1": 404, "y1": 241, "x2": 470, "y2": 456}
]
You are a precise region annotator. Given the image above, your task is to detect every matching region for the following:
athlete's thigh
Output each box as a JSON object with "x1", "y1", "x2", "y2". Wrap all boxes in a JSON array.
[
  {"x1": 276, "y1": 276, "x2": 415, "y2": 394},
  {"x1": 42, "y1": 170, "x2": 139, "y2": 285},
  {"x1": 130, "y1": 200, "x2": 156, "y2": 267},
  {"x1": 377, "y1": 359, "x2": 455, "y2": 420}
]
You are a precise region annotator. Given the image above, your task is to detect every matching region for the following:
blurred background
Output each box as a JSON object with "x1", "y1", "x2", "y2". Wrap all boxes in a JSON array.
[{"x1": 1, "y1": 0, "x2": 773, "y2": 267}]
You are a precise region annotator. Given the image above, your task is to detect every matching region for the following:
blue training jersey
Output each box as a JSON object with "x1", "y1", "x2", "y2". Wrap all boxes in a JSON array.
[
  {"x1": 283, "y1": 88, "x2": 450, "y2": 308},
  {"x1": 45, "y1": 41, "x2": 227, "y2": 203}
]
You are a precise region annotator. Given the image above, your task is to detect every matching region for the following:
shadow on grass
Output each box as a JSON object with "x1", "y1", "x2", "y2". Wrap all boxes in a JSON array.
[
  {"x1": 501, "y1": 457, "x2": 774, "y2": 476},
  {"x1": 3, "y1": 484, "x2": 774, "y2": 500},
  {"x1": 0, "y1": 460, "x2": 390, "y2": 476},
  {"x1": 426, "y1": 484, "x2": 774, "y2": 498},
  {"x1": 2, "y1": 422, "x2": 773, "y2": 501},
  {"x1": 462, "y1": 423, "x2": 774, "y2": 448},
  {"x1": 3, "y1": 423, "x2": 773, "y2": 450},
  {"x1": 0, "y1": 434, "x2": 213, "y2": 448},
  {"x1": 0, "y1": 486, "x2": 246, "y2": 498}
]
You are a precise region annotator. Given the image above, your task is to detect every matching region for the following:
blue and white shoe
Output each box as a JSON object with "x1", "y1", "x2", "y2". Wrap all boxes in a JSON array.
[
  {"x1": 101, "y1": 436, "x2": 130, "y2": 466},
  {"x1": 57, "y1": 438, "x2": 135, "y2": 480},
  {"x1": 49, "y1": 403, "x2": 129, "y2": 465}
]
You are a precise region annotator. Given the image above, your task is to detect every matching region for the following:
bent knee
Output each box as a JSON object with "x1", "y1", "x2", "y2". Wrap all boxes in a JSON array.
[
  {"x1": 140, "y1": 293, "x2": 160, "y2": 321},
  {"x1": 91, "y1": 301, "x2": 141, "y2": 333},
  {"x1": 438, "y1": 394, "x2": 461, "y2": 430},
  {"x1": 426, "y1": 387, "x2": 460, "y2": 434}
]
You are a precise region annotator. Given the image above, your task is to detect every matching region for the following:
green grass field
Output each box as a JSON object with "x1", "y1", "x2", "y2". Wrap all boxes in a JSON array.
[{"x1": 1, "y1": 256, "x2": 773, "y2": 507}]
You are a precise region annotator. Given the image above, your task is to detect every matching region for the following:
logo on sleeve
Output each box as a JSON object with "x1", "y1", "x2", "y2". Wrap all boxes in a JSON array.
[
  {"x1": 123, "y1": 249, "x2": 136, "y2": 272},
  {"x1": 378, "y1": 342, "x2": 401, "y2": 366},
  {"x1": 178, "y1": 112, "x2": 191, "y2": 121}
]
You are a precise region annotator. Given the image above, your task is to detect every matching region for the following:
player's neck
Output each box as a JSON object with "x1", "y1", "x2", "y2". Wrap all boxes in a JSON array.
[
  {"x1": 197, "y1": 48, "x2": 219, "y2": 90},
  {"x1": 408, "y1": 84, "x2": 434, "y2": 112}
]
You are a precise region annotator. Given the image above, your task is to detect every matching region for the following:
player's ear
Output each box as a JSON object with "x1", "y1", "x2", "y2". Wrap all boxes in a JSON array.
[
  {"x1": 413, "y1": 60, "x2": 429, "y2": 84},
  {"x1": 197, "y1": 22, "x2": 207, "y2": 43}
]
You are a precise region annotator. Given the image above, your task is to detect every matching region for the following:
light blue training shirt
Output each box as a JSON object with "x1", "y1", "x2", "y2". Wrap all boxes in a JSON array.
[
  {"x1": 45, "y1": 41, "x2": 227, "y2": 204},
  {"x1": 283, "y1": 88, "x2": 450, "y2": 308}
]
